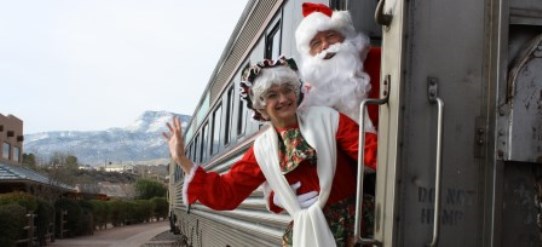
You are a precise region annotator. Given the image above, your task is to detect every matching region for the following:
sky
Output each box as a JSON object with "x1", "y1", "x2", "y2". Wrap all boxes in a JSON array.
[{"x1": 0, "y1": 0, "x2": 247, "y2": 134}]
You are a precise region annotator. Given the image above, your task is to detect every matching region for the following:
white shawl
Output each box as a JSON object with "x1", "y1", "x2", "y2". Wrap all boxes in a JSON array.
[{"x1": 254, "y1": 106, "x2": 339, "y2": 247}]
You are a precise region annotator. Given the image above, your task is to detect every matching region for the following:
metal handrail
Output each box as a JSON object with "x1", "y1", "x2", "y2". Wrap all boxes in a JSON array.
[
  {"x1": 427, "y1": 78, "x2": 444, "y2": 247},
  {"x1": 375, "y1": 0, "x2": 393, "y2": 26},
  {"x1": 354, "y1": 75, "x2": 390, "y2": 246}
]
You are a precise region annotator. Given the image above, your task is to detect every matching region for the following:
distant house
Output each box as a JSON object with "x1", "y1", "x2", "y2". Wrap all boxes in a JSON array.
[
  {"x1": 0, "y1": 113, "x2": 74, "y2": 196},
  {"x1": 78, "y1": 164, "x2": 95, "y2": 171},
  {"x1": 72, "y1": 184, "x2": 109, "y2": 200},
  {"x1": 102, "y1": 163, "x2": 135, "y2": 173}
]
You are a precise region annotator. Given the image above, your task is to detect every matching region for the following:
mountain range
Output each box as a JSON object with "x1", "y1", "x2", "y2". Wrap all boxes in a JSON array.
[{"x1": 23, "y1": 111, "x2": 191, "y2": 165}]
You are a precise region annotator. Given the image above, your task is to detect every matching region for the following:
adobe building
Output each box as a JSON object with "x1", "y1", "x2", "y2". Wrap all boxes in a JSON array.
[
  {"x1": 0, "y1": 113, "x2": 74, "y2": 196},
  {"x1": 0, "y1": 113, "x2": 23, "y2": 164}
]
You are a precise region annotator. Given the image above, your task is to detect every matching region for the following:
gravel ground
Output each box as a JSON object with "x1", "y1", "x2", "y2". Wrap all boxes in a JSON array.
[{"x1": 142, "y1": 230, "x2": 187, "y2": 247}]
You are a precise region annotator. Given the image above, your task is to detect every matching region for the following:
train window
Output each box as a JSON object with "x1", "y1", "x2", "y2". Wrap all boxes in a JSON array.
[
  {"x1": 174, "y1": 163, "x2": 181, "y2": 182},
  {"x1": 193, "y1": 134, "x2": 199, "y2": 163},
  {"x1": 224, "y1": 86, "x2": 234, "y2": 145},
  {"x1": 237, "y1": 63, "x2": 251, "y2": 137},
  {"x1": 280, "y1": 1, "x2": 296, "y2": 56},
  {"x1": 237, "y1": 98, "x2": 247, "y2": 136},
  {"x1": 265, "y1": 22, "x2": 281, "y2": 59},
  {"x1": 188, "y1": 142, "x2": 193, "y2": 161},
  {"x1": 330, "y1": 0, "x2": 345, "y2": 9},
  {"x1": 200, "y1": 122, "x2": 209, "y2": 163},
  {"x1": 211, "y1": 105, "x2": 222, "y2": 155},
  {"x1": 346, "y1": 0, "x2": 382, "y2": 44},
  {"x1": 191, "y1": 141, "x2": 197, "y2": 162}
]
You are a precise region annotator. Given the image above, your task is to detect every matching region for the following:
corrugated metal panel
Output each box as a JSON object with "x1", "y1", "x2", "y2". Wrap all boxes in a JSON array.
[
  {"x1": 171, "y1": 151, "x2": 292, "y2": 245},
  {"x1": 209, "y1": 0, "x2": 280, "y2": 106},
  {"x1": 191, "y1": 203, "x2": 290, "y2": 226},
  {"x1": 175, "y1": 208, "x2": 283, "y2": 246}
]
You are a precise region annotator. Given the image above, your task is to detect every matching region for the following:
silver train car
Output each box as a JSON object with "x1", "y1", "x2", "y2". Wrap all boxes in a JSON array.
[{"x1": 168, "y1": 0, "x2": 542, "y2": 246}]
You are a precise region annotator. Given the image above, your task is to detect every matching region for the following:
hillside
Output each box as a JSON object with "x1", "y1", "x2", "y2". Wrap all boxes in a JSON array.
[{"x1": 24, "y1": 111, "x2": 191, "y2": 165}]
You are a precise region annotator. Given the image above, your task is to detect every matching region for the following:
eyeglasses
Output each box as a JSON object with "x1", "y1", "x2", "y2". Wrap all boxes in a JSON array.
[{"x1": 262, "y1": 84, "x2": 296, "y2": 102}]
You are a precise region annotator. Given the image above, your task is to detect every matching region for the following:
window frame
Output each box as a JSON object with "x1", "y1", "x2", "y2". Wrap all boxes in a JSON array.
[
  {"x1": 200, "y1": 122, "x2": 209, "y2": 163},
  {"x1": 12, "y1": 146, "x2": 20, "y2": 162},
  {"x1": 2, "y1": 142, "x2": 10, "y2": 160},
  {"x1": 210, "y1": 104, "x2": 222, "y2": 155},
  {"x1": 224, "y1": 86, "x2": 235, "y2": 145},
  {"x1": 265, "y1": 21, "x2": 282, "y2": 59}
]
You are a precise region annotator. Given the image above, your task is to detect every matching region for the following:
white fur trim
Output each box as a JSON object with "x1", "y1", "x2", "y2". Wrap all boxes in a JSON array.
[
  {"x1": 295, "y1": 11, "x2": 357, "y2": 56},
  {"x1": 182, "y1": 164, "x2": 199, "y2": 207}
]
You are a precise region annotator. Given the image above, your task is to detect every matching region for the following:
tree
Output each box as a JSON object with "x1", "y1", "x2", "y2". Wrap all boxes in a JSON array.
[
  {"x1": 134, "y1": 179, "x2": 166, "y2": 200},
  {"x1": 65, "y1": 155, "x2": 79, "y2": 171},
  {"x1": 22, "y1": 153, "x2": 37, "y2": 170},
  {"x1": 46, "y1": 152, "x2": 80, "y2": 186}
]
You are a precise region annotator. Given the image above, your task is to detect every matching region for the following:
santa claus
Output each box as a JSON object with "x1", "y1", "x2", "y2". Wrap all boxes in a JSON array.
[
  {"x1": 265, "y1": 3, "x2": 380, "y2": 235},
  {"x1": 296, "y1": 2, "x2": 380, "y2": 133}
]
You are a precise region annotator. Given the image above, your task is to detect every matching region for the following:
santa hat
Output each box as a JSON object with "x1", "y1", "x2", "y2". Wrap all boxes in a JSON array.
[{"x1": 295, "y1": 3, "x2": 357, "y2": 56}]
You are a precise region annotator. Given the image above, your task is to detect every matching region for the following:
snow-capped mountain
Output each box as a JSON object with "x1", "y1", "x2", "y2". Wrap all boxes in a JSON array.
[{"x1": 24, "y1": 111, "x2": 191, "y2": 165}]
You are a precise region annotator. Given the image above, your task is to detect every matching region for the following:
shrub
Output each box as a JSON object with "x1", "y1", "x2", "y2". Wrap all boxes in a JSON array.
[
  {"x1": 124, "y1": 201, "x2": 138, "y2": 225},
  {"x1": 151, "y1": 197, "x2": 168, "y2": 220},
  {"x1": 0, "y1": 203, "x2": 27, "y2": 246},
  {"x1": 0, "y1": 191, "x2": 38, "y2": 211},
  {"x1": 134, "y1": 200, "x2": 154, "y2": 223},
  {"x1": 90, "y1": 200, "x2": 110, "y2": 230},
  {"x1": 77, "y1": 200, "x2": 94, "y2": 236},
  {"x1": 55, "y1": 198, "x2": 82, "y2": 237},
  {"x1": 35, "y1": 199, "x2": 55, "y2": 245},
  {"x1": 134, "y1": 179, "x2": 166, "y2": 199},
  {"x1": 108, "y1": 200, "x2": 129, "y2": 227}
]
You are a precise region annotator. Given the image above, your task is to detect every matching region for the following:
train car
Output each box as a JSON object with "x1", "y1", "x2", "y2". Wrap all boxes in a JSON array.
[{"x1": 168, "y1": 0, "x2": 542, "y2": 246}]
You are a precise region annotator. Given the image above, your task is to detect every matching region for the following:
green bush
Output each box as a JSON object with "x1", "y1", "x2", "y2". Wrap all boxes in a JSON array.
[
  {"x1": 151, "y1": 197, "x2": 168, "y2": 220},
  {"x1": 0, "y1": 203, "x2": 27, "y2": 246},
  {"x1": 0, "y1": 191, "x2": 38, "y2": 211},
  {"x1": 124, "y1": 201, "x2": 139, "y2": 225},
  {"x1": 134, "y1": 179, "x2": 166, "y2": 199},
  {"x1": 55, "y1": 198, "x2": 82, "y2": 237},
  {"x1": 90, "y1": 200, "x2": 110, "y2": 230},
  {"x1": 0, "y1": 192, "x2": 56, "y2": 244},
  {"x1": 77, "y1": 200, "x2": 94, "y2": 236},
  {"x1": 108, "y1": 200, "x2": 129, "y2": 226},
  {"x1": 135, "y1": 200, "x2": 154, "y2": 223},
  {"x1": 35, "y1": 199, "x2": 55, "y2": 245}
]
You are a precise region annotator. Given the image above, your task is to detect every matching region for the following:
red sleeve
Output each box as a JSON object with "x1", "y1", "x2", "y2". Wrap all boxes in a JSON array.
[
  {"x1": 186, "y1": 146, "x2": 266, "y2": 210},
  {"x1": 336, "y1": 113, "x2": 378, "y2": 170}
]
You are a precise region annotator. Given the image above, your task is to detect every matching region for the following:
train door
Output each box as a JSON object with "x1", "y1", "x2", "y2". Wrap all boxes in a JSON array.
[
  {"x1": 375, "y1": 0, "x2": 492, "y2": 246},
  {"x1": 493, "y1": 0, "x2": 542, "y2": 246}
]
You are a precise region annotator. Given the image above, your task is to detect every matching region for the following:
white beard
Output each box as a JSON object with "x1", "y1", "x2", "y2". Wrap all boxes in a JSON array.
[{"x1": 299, "y1": 34, "x2": 376, "y2": 133}]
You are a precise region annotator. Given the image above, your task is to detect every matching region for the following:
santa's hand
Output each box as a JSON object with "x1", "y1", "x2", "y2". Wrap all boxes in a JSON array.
[{"x1": 272, "y1": 182, "x2": 318, "y2": 209}]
